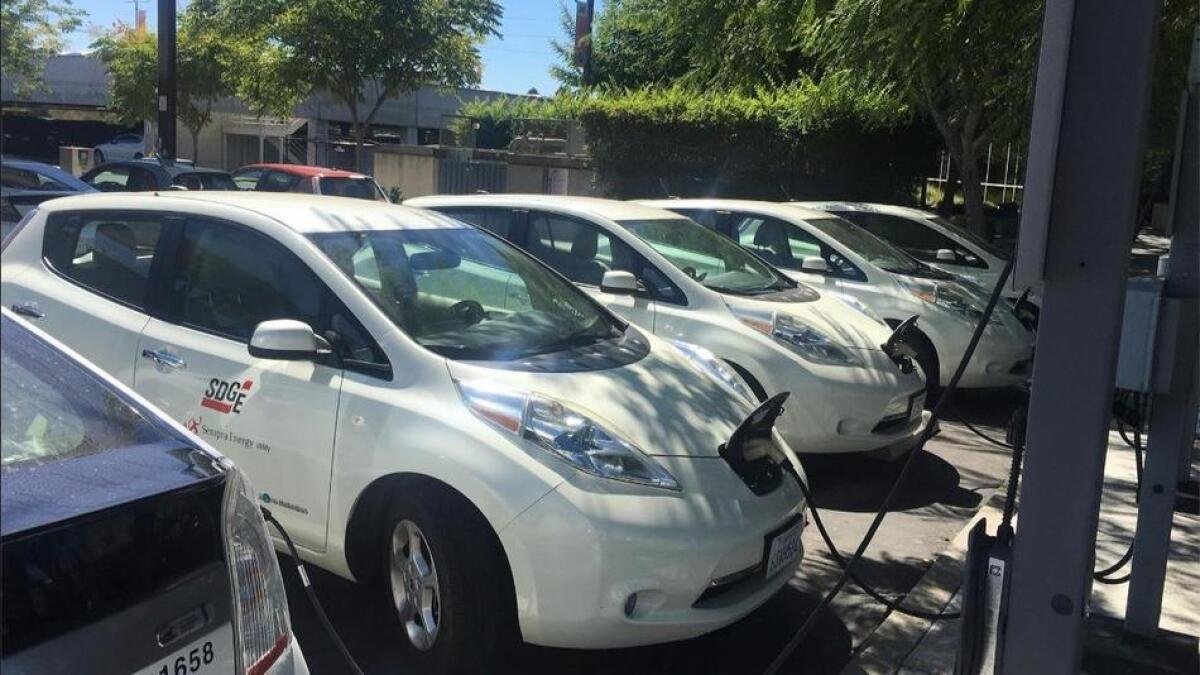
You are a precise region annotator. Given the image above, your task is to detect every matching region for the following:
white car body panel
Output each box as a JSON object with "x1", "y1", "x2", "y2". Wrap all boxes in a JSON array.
[
  {"x1": 1, "y1": 191, "x2": 807, "y2": 650},
  {"x1": 93, "y1": 134, "x2": 147, "y2": 161},
  {"x1": 408, "y1": 195, "x2": 930, "y2": 456},
  {"x1": 638, "y1": 199, "x2": 1035, "y2": 389}
]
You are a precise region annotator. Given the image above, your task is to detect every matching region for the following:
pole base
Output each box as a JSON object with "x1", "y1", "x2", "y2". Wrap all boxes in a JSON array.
[{"x1": 1082, "y1": 614, "x2": 1198, "y2": 674}]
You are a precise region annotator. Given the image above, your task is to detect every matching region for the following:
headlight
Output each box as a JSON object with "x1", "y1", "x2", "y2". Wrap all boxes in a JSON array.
[
  {"x1": 898, "y1": 277, "x2": 997, "y2": 324},
  {"x1": 456, "y1": 380, "x2": 681, "y2": 491},
  {"x1": 727, "y1": 303, "x2": 863, "y2": 367},
  {"x1": 668, "y1": 339, "x2": 757, "y2": 403},
  {"x1": 832, "y1": 292, "x2": 887, "y2": 326}
]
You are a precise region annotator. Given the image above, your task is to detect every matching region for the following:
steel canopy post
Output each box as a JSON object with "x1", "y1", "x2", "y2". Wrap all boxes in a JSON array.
[
  {"x1": 156, "y1": 0, "x2": 177, "y2": 159},
  {"x1": 999, "y1": 1, "x2": 1163, "y2": 673}
]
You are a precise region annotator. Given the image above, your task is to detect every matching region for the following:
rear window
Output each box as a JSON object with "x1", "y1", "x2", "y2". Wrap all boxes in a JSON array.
[
  {"x1": 319, "y1": 176, "x2": 385, "y2": 201},
  {"x1": 43, "y1": 212, "x2": 165, "y2": 308},
  {"x1": 1, "y1": 315, "x2": 171, "y2": 467},
  {"x1": 1, "y1": 167, "x2": 72, "y2": 191}
]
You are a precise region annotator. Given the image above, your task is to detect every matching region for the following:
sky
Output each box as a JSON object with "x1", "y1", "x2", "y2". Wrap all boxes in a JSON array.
[{"x1": 62, "y1": 0, "x2": 590, "y2": 96}]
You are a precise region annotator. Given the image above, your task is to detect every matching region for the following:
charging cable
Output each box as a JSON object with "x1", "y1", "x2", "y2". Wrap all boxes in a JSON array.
[
  {"x1": 261, "y1": 507, "x2": 366, "y2": 675},
  {"x1": 764, "y1": 260, "x2": 1015, "y2": 675}
]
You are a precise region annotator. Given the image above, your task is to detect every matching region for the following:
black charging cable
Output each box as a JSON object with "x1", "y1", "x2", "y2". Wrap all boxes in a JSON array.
[
  {"x1": 763, "y1": 259, "x2": 1014, "y2": 675},
  {"x1": 261, "y1": 507, "x2": 366, "y2": 675},
  {"x1": 1092, "y1": 400, "x2": 1146, "y2": 585}
]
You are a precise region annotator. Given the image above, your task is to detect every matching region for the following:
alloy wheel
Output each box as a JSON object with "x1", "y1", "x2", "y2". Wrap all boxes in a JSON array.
[{"x1": 389, "y1": 519, "x2": 441, "y2": 650}]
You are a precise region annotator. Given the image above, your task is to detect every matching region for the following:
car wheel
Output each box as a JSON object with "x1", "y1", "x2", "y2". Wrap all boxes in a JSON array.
[
  {"x1": 93, "y1": 150, "x2": 104, "y2": 164},
  {"x1": 382, "y1": 487, "x2": 509, "y2": 673}
]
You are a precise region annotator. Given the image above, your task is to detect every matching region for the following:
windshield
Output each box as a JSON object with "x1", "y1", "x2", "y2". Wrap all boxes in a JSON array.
[
  {"x1": 616, "y1": 218, "x2": 793, "y2": 295},
  {"x1": 2, "y1": 315, "x2": 171, "y2": 467},
  {"x1": 310, "y1": 227, "x2": 623, "y2": 361},
  {"x1": 804, "y1": 216, "x2": 923, "y2": 274},
  {"x1": 928, "y1": 216, "x2": 1005, "y2": 258},
  {"x1": 319, "y1": 176, "x2": 387, "y2": 201}
]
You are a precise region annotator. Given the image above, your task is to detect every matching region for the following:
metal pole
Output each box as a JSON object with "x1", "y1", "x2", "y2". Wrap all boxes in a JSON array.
[
  {"x1": 1125, "y1": 26, "x2": 1200, "y2": 637},
  {"x1": 999, "y1": 0, "x2": 1162, "y2": 672},
  {"x1": 156, "y1": 0, "x2": 176, "y2": 159},
  {"x1": 1002, "y1": 144, "x2": 1012, "y2": 202},
  {"x1": 582, "y1": 0, "x2": 595, "y2": 86}
]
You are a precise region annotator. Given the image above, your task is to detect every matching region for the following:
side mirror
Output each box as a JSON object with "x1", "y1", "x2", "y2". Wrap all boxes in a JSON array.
[
  {"x1": 600, "y1": 270, "x2": 639, "y2": 295},
  {"x1": 935, "y1": 248, "x2": 957, "y2": 262},
  {"x1": 249, "y1": 319, "x2": 333, "y2": 360},
  {"x1": 800, "y1": 256, "x2": 829, "y2": 273}
]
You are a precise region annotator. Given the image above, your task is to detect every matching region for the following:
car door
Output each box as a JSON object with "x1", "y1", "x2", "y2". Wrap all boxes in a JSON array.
[
  {"x1": 521, "y1": 209, "x2": 659, "y2": 329},
  {"x1": 3, "y1": 209, "x2": 171, "y2": 384},
  {"x1": 134, "y1": 215, "x2": 344, "y2": 551}
]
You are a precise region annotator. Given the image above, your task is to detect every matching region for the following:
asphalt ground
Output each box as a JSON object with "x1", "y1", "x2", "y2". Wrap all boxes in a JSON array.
[{"x1": 282, "y1": 388, "x2": 1026, "y2": 675}]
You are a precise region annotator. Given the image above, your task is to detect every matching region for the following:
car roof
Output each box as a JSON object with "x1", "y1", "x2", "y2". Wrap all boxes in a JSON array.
[
  {"x1": 636, "y1": 198, "x2": 835, "y2": 221},
  {"x1": 240, "y1": 163, "x2": 367, "y2": 178},
  {"x1": 92, "y1": 159, "x2": 228, "y2": 176},
  {"x1": 795, "y1": 201, "x2": 935, "y2": 220},
  {"x1": 36, "y1": 191, "x2": 463, "y2": 234},
  {"x1": 408, "y1": 194, "x2": 685, "y2": 222}
]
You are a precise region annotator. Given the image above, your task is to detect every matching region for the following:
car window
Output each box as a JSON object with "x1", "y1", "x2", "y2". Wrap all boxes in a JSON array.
[
  {"x1": 839, "y1": 212, "x2": 985, "y2": 268},
  {"x1": 176, "y1": 173, "x2": 236, "y2": 191},
  {"x1": 436, "y1": 207, "x2": 520, "y2": 240},
  {"x1": 115, "y1": 134, "x2": 141, "y2": 144},
  {"x1": 260, "y1": 171, "x2": 301, "y2": 193},
  {"x1": 233, "y1": 169, "x2": 263, "y2": 190},
  {"x1": 526, "y1": 211, "x2": 631, "y2": 287},
  {"x1": 120, "y1": 167, "x2": 158, "y2": 191},
  {"x1": 1, "y1": 315, "x2": 172, "y2": 468},
  {"x1": 172, "y1": 218, "x2": 388, "y2": 370},
  {"x1": 87, "y1": 166, "x2": 132, "y2": 192},
  {"x1": 318, "y1": 176, "x2": 385, "y2": 201},
  {"x1": 1, "y1": 166, "x2": 71, "y2": 191},
  {"x1": 311, "y1": 226, "x2": 624, "y2": 362},
  {"x1": 734, "y1": 215, "x2": 867, "y2": 281},
  {"x1": 174, "y1": 173, "x2": 202, "y2": 190},
  {"x1": 43, "y1": 212, "x2": 165, "y2": 308}
]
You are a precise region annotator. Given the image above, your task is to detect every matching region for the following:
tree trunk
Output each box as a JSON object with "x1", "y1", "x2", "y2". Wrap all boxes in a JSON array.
[
  {"x1": 958, "y1": 142, "x2": 989, "y2": 237},
  {"x1": 938, "y1": 156, "x2": 959, "y2": 215},
  {"x1": 189, "y1": 127, "x2": 201, "y2": 163}
]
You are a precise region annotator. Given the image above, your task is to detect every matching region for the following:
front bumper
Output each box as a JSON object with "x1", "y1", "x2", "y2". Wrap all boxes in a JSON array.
[
  {"x1": 761, "y1": 347, "x2": 931, "y2": 455},
  {"x1": 497, "y1": 457, "x2": 806, "y2": 648}
]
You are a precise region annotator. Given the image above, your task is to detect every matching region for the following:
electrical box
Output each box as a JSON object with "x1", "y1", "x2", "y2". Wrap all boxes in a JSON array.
[
  {"x1": 1115, "y1": 277, "x2": 1164, "y2": 392},
  {"x1": 58, "y1": 146, "x2": 96, "y2": 175}
]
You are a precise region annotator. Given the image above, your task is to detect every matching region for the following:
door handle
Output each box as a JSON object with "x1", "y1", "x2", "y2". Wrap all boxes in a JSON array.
[
  {"x1": 10, "y1": 301, "x2": 44, "y2": 319},
  {"x1": 142, "y1": 348, "x2": 186, "y2": 370}
]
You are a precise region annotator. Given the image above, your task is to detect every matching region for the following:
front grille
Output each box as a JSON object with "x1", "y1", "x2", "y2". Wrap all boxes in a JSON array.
[{"x1": 872, "y1": 414, "x2": 911, "y2": 435}]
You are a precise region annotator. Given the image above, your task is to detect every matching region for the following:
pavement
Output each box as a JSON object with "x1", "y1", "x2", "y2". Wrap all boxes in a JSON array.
[{"x1": 283, "y1": 388, "x2": 1197, "y2": 674}]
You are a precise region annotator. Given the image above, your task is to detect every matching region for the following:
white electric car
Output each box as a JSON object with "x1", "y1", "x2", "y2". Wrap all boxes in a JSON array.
[
  {"x1": 1, "y1": 192, "x2": 808, "y2": 673},
  {"x1": 408, "y1": 195, "x2": 930, "y2": 457},
  {"x1": 640, "y1": 199, "x2": 1035, "y2": 394}
]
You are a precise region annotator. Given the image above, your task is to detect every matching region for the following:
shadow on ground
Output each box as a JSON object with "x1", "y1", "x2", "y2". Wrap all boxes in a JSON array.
[{"x1": 800, "y1": 449, "x2": 984, "y2": 513}]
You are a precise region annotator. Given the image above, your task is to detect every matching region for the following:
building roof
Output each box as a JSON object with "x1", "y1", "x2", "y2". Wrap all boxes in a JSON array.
[{"x1": 239, "y1": 164, "x2": 368, "y2": 179}]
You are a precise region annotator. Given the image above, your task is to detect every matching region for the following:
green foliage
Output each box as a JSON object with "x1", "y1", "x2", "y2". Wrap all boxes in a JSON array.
[
  {"x1": 1, "y1": 0, "x2": 85, "y2": 95},
  {"x1": 90, "y1": 27, "x2": 159, "y2": 125},
  {"x1": 461, "y1": 83, "x2": 932, "y2": 200}
]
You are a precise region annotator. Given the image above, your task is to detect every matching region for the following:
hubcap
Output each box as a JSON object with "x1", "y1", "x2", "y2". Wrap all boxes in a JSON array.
[{"x1": 389, "y1": 520, "x2": 441, "y2": 650}]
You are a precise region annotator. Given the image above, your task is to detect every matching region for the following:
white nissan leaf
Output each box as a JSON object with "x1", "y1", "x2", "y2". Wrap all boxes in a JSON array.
[
  {"x1": 640, "y1": 199, "x2": 1036, "y2": 394},
  {"x1": 409, "y1": 195, "x2": 931, "y2": 457},
  {"x1": 1, "y1": 192, "x2": 807, "y2": 673}
]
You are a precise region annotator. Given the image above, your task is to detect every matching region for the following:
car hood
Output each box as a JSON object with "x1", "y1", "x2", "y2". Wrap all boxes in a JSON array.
[
  {"x1": 724, "y1": 290, "x2": 893, "y2": 352},
  {"x1": 445, "y1": 330, "x2": 757, "y2": 458}
]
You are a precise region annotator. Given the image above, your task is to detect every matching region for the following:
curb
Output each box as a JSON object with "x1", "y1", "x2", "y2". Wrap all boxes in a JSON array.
[{"x1": 840, "y1": 489, "x2": 1009, "y2": 675}]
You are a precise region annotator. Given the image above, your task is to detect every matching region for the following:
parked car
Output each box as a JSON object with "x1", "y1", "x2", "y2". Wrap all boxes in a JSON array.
[
  {"x1": 1, "y1": 192, "x2": 808, "y2": 673},
  {"x1": 233, "y1": 164, "x2": 388, "y2": 201},
  {"x1": 2, "y1": 191, "x2": 76, "y2": 243},
  {"x1": 2, "y1": 158, "x2": 96, "y2": 193},
  {"x1": 796, "y1": 202, "x2": 1036, "y2": 306},
  {"x1": 92, "y1": 132, "x2": 145, "y2": 164},
  {"x1": 640, "y1": 199, "x2": 1036, "y2": 395},
  {"x1": 0, "y1": 308, "x2": 306, "y2": 675},
  {"x1": 410, "y1": 195, "x2": 931, "y2": 458},
  {"x1": 82, "y1": 158, "x2": 237, "y2": 192}
]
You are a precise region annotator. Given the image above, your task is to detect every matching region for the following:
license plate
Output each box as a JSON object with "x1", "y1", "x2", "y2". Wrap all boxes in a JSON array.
[
  {"x1": 764, "y1": 520, "x2": 803, "y2": 579},
  {"x1": 134, "y1": 625, "x2": 235, "y2": 675}
]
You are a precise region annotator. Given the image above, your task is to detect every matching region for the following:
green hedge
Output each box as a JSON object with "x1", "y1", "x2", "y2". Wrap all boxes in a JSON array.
[{"x1": 460, "y1": 82, "x2": 938, "y2": 202}]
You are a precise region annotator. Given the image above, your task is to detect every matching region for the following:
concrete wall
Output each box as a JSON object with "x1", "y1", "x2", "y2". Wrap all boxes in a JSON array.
[
  {"x1": 373, "y1": 145, "x2": 599, "y2": 199},
  {"x1": 373, "y1": 146, "x2": 439, "y2": 199}
]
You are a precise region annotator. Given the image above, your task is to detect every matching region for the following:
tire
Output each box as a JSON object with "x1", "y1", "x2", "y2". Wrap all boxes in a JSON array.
[
  {"x1": 381, "y1": 486, "x2": 510, "y2": 674},
  {"x1": 93, "y1": 150, "x2": 104, "y2": 165}
]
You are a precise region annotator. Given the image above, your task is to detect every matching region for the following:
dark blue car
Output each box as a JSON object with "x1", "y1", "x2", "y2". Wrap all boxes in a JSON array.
[{"x1": 0, "y1": 310, "x2": 306, "y2": 675}]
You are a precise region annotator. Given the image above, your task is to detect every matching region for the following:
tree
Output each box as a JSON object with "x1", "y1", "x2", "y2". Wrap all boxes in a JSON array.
[
  {"x1": 91, "y1": 11, "x2": 233, "y2": 160},
  {"x1": 806, "y1": 0, "x2": 1042, "y2": 235},
  {"x1": 214, "y1": 0, "x2": 501, "y2": 170},
  {"x1": 1, "y1": 0, "x2": 85, "y2": 95}
]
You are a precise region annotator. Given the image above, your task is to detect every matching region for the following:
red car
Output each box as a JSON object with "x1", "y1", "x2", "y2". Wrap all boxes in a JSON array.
[{"x1": 232, "y1": 163, "x2": 389, "y2": 201}]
